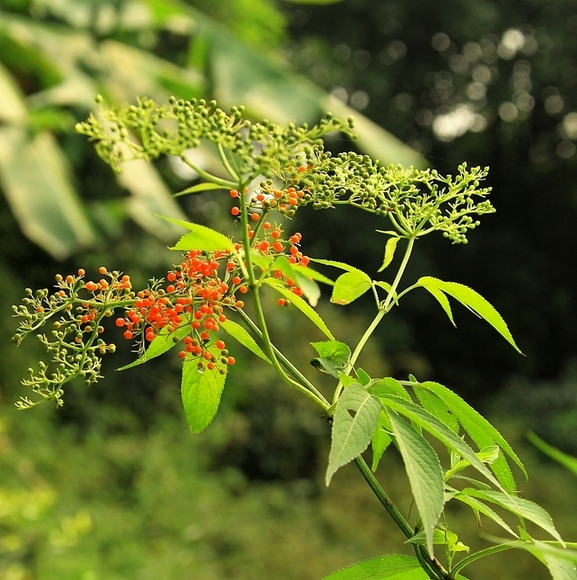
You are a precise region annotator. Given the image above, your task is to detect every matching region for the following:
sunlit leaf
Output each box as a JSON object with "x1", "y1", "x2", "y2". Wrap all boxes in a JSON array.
[
  {"x1": 220, "y1": 318, "x2": 271, "y2": 364},
  {"x1": 417, "y1": 277, "x2": 522, "y2": 353},
  {"x1": 117, "y1": 325, "x2": 189, "y2": 371},
  {"x1": 181, "y1": 353, "x2": 227, "y2": 434},
  {"x1": 527, "y1": 432, "x2": 577, "y2": 477},
  {"x1": 161, "y1": 218, "x2": 235, "y2": 252},
  {"x1": 331, "y1": 271, "x2": 373, "y2": 305},
  {"x1": 326, "y1": 383, "x2": 381, "y2": 485},
  {"x1": 264, "y1": 278, "x2": 335, "y2": 339},
  {"x1": 378, "y1": 235, "x2": 400, "y2": 272}
]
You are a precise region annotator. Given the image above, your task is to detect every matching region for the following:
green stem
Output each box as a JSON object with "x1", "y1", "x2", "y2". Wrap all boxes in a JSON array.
[
  {"x1": 180, "y1": 154, "x2": 237, "y2": 189},
  {"x1": 449, "y1": 542, "x2": 519, "y2": 577},
  {"x1": 236, "y1": 309, "x2": 330, "y2": 410},
  {"x1": 217, "y1": 142, "x2": 240, "y2": 182},
  {"x1": 353, "y1": 457, "x2": 447, "y2": 580},
  {"x1": 331, "y1": 237, "x2": 416, "y2": 405}
]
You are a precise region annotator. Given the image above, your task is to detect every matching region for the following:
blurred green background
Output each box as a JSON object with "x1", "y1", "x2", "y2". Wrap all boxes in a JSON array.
[{"x1": 1, "y1": 0, "x2": 577, "y2": 578}]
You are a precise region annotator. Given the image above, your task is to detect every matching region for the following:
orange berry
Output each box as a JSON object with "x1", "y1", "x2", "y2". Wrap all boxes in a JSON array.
[
  {"x1": 231, "y1": 276, "x2": 242, "y2": 285},
  {"x1": 215, "y1": 340, "x2": 226, "y2": 350},
  {"x1": 231, "y1": 207, "x2": 241, "y2": 216},
  {"x1": 98, "y1": 266, "x2": 107, "y2": 275},
  {"x1": 115, "y1": 318, "x2": 125, "y2": 327},
  {"x1": 226, "y1": 356, "x2": 236, "y2": 366},
  {"x1": 123, "y1": 330, "x2": 133, "y2": 340},
  {"x1": 77, "y1": 268, "x2": 86, "y2": 276},
  {"x1": 277, "y1": 298, "x2": 286, "y2": 306},
  {"x1": 230, "y1": 189, "x2": 239, "y2": 198},
  {"x1": 238, "y1": 285, "x2": 248, "y2": 294},
  {"x1": 250, "y1": 213, "x2": 260, "y2": 221}
]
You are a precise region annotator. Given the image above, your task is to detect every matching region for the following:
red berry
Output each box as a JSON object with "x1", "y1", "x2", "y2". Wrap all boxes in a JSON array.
[{"x1": 231, "y1": 207, "x2": 241, "y2": 216}]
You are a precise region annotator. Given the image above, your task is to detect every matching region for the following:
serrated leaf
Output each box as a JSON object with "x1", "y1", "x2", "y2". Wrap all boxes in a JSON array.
[
  {"x1": 310, "y1": 340, "x2": 351, "y2": 377},
  {"x1": 157, "y1": 216, "x2": 235, "y2": 251},
  {"x1": 181, "y1": 354, "x2": 227, "y2": 434},
  {"x1": 220, "y1": 319, "x2": 271, "y2": 364},
  {"x1": 117, "y1": 324, "x2": 189, "y2": 371},
  {"x1": 451, "y1": 490, "x2": 517, "y2": 537},
  {"x1": 273, "y1": 255, "x2": 321, "y2": 306},
  {"x1": 263, "y1": 278, "x2": 335, "y2": 340},
  {"x1": 292, "y1": 263, "x2": 334, "y2": 286},
  {"x1": 461, "y1": 488, "x2": 565, "y2": 545},
  {"x1": 369, "y1": 377, "x2": 412, "y2": 402},
  {"x1": 420, "y1": 285, "x2": 455, "y2": 327},
  {"x1": 356, "y1": 368, "x2": 372, "y2": 386},
  {"x1": 417, "y1": 277, "x2": 522, "y2": 353},
  {"x1": 371, "y1": 412, "x2": 392, "y2": 471},
  {"x1": 322, "y1": 554, "x2": 429, "y2": 580},
  {"x1": 312, "y1": 257, "x2": 368, "y2": 275},
  {"x1": 415, "y1": 381, "x2": 526, "y2": 490},
  {"x1": 326, "y1": 383, "x2": 381, "y2": 485},
  {"x1": 380, "y1": 396, "x2": 504, "y2": 491},
  {"x1": 517, "y1": 541, "x2": 577, "y2": 580},
  {"x1": 387, "y1": 412, "x2": 444, "y2": 554},
  {"x1": 378, "y1": 235, "x2": 400, "y2": 272},
  {"x1": 413, "y1": 388, "x2": 459, "y2": 433},
  {"x1": 331, "y1": 271, "x2": 373, "y2": 305}
]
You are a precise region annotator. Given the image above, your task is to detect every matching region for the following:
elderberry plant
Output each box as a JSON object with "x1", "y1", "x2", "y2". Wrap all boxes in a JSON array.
[{"x1": 12, "y1": 97, "x2": 577, "y2": 580}]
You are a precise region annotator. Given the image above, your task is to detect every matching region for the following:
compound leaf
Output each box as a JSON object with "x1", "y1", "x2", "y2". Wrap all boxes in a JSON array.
[{"x1": 322, "y1": 554, "x2": 429, "y2": 580}]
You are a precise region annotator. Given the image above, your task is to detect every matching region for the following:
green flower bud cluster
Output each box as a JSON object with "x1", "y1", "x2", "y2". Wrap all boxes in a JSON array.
[
  {"x1": 76, "y1": 96, "x2": 354, "y2": 185},
  {"x1": 12, "y1": 270, "x2": 129, "y2": 409},
  {"x1": 296, "y1": 153, "x2": 494, "y2": 244}
]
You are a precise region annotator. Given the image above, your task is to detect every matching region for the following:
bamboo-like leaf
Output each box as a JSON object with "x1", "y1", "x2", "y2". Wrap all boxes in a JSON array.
[
  {"x1": 181, "y1": 353, "x2": 227, "y2": 434},
  {"x1": 387, "y1": 411, "x2": 444, "y2": 554},
  {"x1": 371, "y1": 412, "x2": 392, "y2": 471},
  {"x1": 421, "y1": 285, "x2": 455, "y2": 327},
  {"x1": 461, "y1": 488, "x2": 565, "y2": 545},
  {"x1": 331, "y1": 271, "x2": 373, "y2": 305},
  {"x1": 326, "y1": 383, "x2": 381, "y2": 485},
  {"x1": 415, "y1": 380, "x2": 526, "y2": 490},
  {"x1": 273, "y1": 255, "x2": 321, "y2": 306},
  {"x1": 322, "y1": 554, "x2": 429, "y2": 580},
  {"x1": 263, "y1": 278, "x2": 335, "y2": 339},
  {"x1": 413, "y1": 388, "x2": 459, "y2": 433},
  {"x1": 417, "y1": 277, "x2": 522, "y2": 353},
  {"x1": 220, "y1": 319, "x2": 271, "y2": 364},
  {"x1": 174, "y1": 182, "x2": 225, "y2": 196},
  {"x1": 516, "y1": 541, "x2": 577, "y2": 580}
]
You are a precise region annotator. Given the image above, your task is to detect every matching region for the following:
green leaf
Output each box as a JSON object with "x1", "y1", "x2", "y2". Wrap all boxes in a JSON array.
[
  {"x1": 285, "y1": 0, "x2": 345, "y2": 5},
  {"x1": 220, "y1": 319, "x2": 271, "y2": 364},
  {"x1": 326, "y1": 383, "x2": 381, "y2": 485},
  {"x1": 380, "y1": 396, "x2": 504, "y2": 491},
  {"x1": 273, "y1": 255, "x2": 321, "y2": 306},
  {"x1": 371, "y1": 412, "x2": 392, "y2": 471},
  {"x1": 181, "y1": 354, "x2": 227, "y2": 434},
  {"x1": 322, "y1": 554, "x2": 429, "y2": 580},
  {"x1": 451, "y1": 490, "x2": 517, "y2": 537},
  {"x1": 413, "y1": 388, "x2": 459, "y2": 433},
  {"x1": 263, "y1": 278, "x2": 335, "y2": 340},
  {"x1": 0, "y1": 127, "x2": 96, "y2": 259},
  {"x1": 312, "y1": 257, "x2": 369, "y2": 275},
  {"x1": 378, "y1": 235, "x2": 400, "y2": 272},
  {"x1": 292, "y1": 264, "x2": 334, "y2": 286},
  {"x1": 387, "y1": 412, "x2": 444, "y2": 554},
  {"x1": 517, "y1": 541, "x2": 577, "y2": 580},
  {"x1": 415, "y1": 381, "x2": 526, "y2": 490},
  {"x1": 310, "y1": 340, "x2": 351, "y2": 377},
  {"x1": 174, "y1": 182, "x2": 225, "y2": 197},
  {"x1": 420, "y1": 285, "x2": 455, "y2": 327},
  {"x1": 528, "y1": 432, "x2": 577, "y2": 477},
  {"x1": 369, "y1": 378, "x2": 412, "y2": 402},
  {"x1": 416, "y1": 277, "x2": 523, "y2": 354},
  {"x1": 117, "y1": 324, "x2": 190, "y2": 371},
  {"x1": 461, "y1": 488, "x2": 565, "y2": 544},
  {"x1": 118, "y1": 160, "x2": 189, "y2": 241},
  {"x1": 164, "y1": 218, "x2": 235, "y2": 252},
  {"x1": 332, "y1": 271, "x2": 373, "y2": 305}
]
